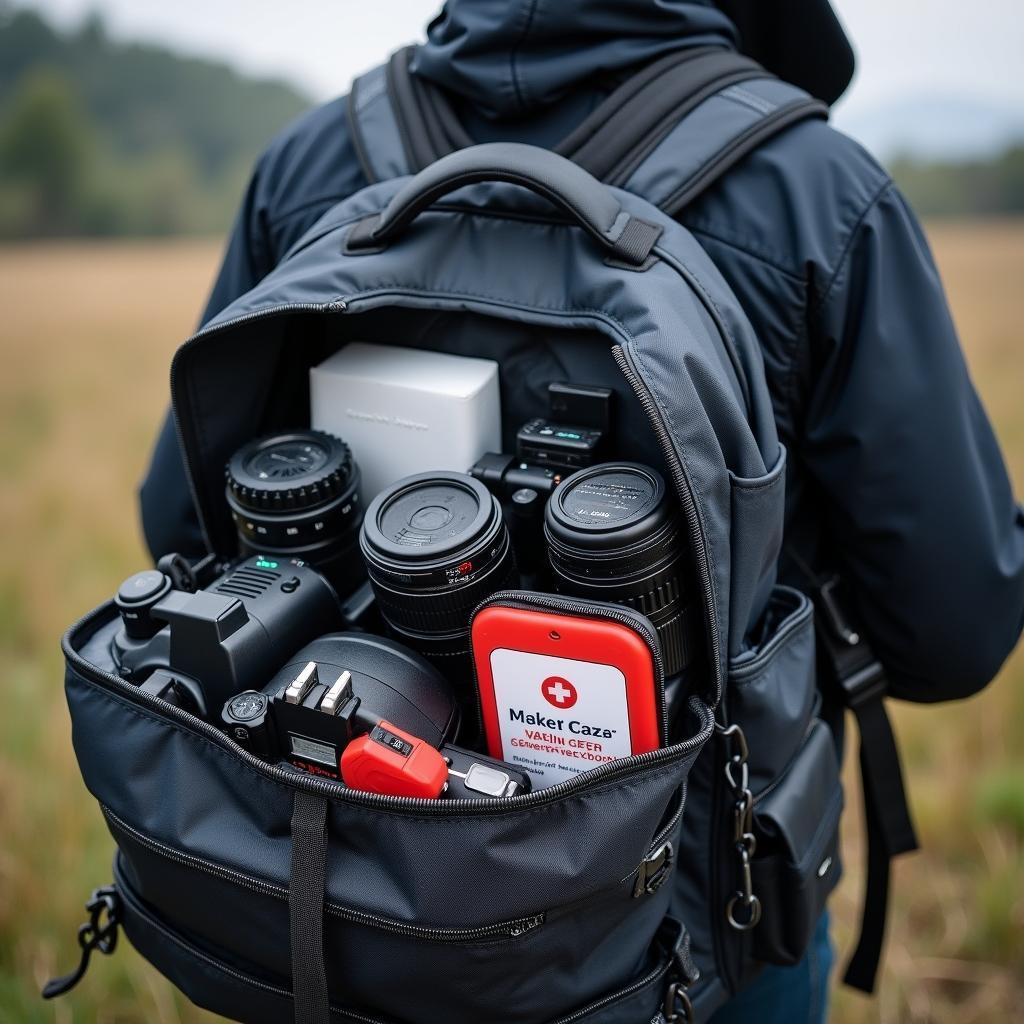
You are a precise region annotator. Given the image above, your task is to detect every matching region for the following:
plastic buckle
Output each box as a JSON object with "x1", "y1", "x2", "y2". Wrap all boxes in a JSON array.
[
  {"x1": 839, "y1": 659, "x2": 887, "y2": 710},
  {"x1": 633, "y1": 841, "x2": 675, "y2": 898}
]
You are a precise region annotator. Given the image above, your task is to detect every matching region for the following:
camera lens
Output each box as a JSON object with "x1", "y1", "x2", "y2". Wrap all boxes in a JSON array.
[
  {"x1": 359, "y1": 471, "x2": 518, "y2": 691},
  {"x1": 226, "y1": 430, "x2": 363, "y2": 595},
  {"x1": 544, "y1": 462, "x2": 692, "y2": 676}
]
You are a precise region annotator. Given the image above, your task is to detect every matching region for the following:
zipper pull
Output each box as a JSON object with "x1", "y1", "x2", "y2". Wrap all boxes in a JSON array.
[
  {"x1": 508, "y1": 913, "x2": 545, "y2": 937},
  {"x1": 633, "y1": 840, "x2": 675, "y2": 898},
  {"x1": 42, "y1": 886, "x2": 121, "y2": 999}
]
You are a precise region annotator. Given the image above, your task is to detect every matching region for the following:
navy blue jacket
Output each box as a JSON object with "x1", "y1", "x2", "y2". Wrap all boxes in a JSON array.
[{"x1": 141, "y1": 0, "x2": 1024, "y2": 703}]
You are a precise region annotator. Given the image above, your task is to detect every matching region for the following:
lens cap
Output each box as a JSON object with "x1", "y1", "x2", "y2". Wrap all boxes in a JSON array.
[
  {"x1": 546, "y1": 463, "x2": 669, "y2": 550},
  {"x1": 363, "y1": 472, "x2": 496, "y2": 564}
]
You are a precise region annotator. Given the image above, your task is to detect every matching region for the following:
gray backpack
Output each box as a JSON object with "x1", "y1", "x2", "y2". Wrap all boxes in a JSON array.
[{"x1": 52, "y1": 48, "x2": 915, "y2": 1023}]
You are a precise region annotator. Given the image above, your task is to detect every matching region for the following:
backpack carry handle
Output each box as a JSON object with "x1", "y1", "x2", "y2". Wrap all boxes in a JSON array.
[{"x1": 346, "y1": 143, "x2": 662, "y2": 265}]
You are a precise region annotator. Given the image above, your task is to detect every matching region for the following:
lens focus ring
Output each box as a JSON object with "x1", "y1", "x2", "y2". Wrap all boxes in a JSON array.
[{"x1": 545, "y1": 462, "x2": 692, "y2": 676}]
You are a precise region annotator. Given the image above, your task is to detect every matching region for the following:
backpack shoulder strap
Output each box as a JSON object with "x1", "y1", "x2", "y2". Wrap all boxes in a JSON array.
[
  {"x1": 349, "y1": 47, "x2": 473, "y2": 183},
  {"x1": 557, "y1": 48, "x2": 828, "y2": 214},
  {"x1": 351, "y1": 45, "x2": 825, "y2": 211},
  {"x1": 348, "y1": 55, "x2": 412, "y2": 183}
]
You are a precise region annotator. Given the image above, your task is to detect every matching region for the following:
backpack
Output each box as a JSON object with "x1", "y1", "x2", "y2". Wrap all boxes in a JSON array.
[{"x1": 50, "y1": 47, "x2": 917, "y2": 1023}]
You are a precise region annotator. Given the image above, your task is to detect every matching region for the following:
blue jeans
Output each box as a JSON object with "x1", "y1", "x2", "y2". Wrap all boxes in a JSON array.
[{"x1": 708, "y1": 914, "x2": 834, "y2": 1024}]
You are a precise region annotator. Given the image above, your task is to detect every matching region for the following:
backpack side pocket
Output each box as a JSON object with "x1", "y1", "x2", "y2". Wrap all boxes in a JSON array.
[{"x1": 750, "y1": 719, "x2": 843, "y2": 966}]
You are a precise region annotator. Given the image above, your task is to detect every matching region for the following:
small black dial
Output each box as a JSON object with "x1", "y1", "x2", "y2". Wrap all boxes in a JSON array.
[{"x1": 228, "y1": 691, "x2": 268, "y2": 722}]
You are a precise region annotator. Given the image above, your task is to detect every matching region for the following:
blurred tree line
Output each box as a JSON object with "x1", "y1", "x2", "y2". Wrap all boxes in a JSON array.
[
  {"x1": 889, "y1": 149, "x2": 1024, "y2": 218},
  {"x1": 1, "y1": 4, "x2": 1023, "y2": 239},
  {"x1": 0, "y1": 5, "x2": 309, "y2": 237}
]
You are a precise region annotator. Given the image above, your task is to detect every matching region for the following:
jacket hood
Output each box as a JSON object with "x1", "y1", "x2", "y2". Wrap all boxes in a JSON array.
[
  {"x1": 411, "y1": 0, "x2": 854, "y2": 118},
  {"x1": 411, "y1": 0, "x2": 738, "y2": 119}
]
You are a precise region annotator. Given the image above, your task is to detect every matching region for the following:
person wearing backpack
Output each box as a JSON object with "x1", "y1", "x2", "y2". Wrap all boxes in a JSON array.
[{"x1": 136, "y1": 1, "x2": 1024, "y2": 1020}]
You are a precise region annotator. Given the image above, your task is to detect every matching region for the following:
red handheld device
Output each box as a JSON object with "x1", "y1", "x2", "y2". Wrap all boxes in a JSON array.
[
  {"x1": 340, "y1": 721, "x2": 449, "y2": 798},
  {"x1": 471, "y1": 605, "x2": 662, "y2": 789}
]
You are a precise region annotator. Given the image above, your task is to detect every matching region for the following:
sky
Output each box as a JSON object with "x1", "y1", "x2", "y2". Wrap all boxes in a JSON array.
[{"x1": 22, "y1": 0, "x2": 1024, "y2": 158}]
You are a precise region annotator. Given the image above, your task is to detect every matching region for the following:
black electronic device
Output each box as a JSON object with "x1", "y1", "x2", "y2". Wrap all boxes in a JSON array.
[
  {"x1": 544, "y1": 462, "x2": 695, "y2": 677},
  {"x1": 222, "y1": 632, "x2": 461, "y2": 779},
  {"x1": 515, "y1": 382, "x2": 613, "y2": 472},
  {"x1": 111, "y1": 553, "x2": 342, "y2": 715},
  {"x1": 516, "y1": 419, "x2": 604, "y2": 471},
  {"x1": 470, "y1": 382, "x2": 616, "y2": 582},
  {"x1": 225, "y1": 429, "x2": 365, "y2": 597}
]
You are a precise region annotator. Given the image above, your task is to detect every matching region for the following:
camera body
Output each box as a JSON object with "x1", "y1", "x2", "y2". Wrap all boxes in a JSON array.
[{"x1": 112, "y1": 554, "x2": 342, "y2": 715}]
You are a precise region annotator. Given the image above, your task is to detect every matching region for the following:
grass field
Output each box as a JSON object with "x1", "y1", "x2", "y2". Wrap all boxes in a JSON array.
[{"x1": 0, "y1": 226, "x2": 1022, "y2": 1023}]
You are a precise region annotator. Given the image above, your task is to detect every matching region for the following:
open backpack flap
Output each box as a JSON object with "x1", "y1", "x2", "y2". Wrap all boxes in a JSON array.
[{"x1": 53, "y1": 47, "x2": 915, "y2": 1024}]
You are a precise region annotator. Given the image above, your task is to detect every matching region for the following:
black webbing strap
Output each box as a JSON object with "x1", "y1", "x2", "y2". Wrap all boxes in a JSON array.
[
  {"x1": 385, "y1": 47, "x2": 438, "y2": 173},
  {"x1": 553, "y1": 47, "x2": 727, "y2": 166},
  {"x1": 384, "y1": 47, "x2": 475, "y2": 174},
  {"x1": 562, "y1": 49, "x2": 766, "y2": 185},
  {"x1": 290, "y1": 791, "x2": 331, "y2": 1024},
  {"x1": 815, "y1": 577, "x2": 919, "y2": 993}
]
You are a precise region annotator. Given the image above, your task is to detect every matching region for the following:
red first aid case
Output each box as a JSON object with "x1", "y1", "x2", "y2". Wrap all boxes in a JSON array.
[{"x1": 471, "y1": 594, "x2": 666, "y2": 789}]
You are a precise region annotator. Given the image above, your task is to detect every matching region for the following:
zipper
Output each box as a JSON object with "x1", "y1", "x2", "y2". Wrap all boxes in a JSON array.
[
  {"x1": 648, "y1": 783, "x2": 687, "y2": 855},
  {"x1": 103, "y1": 805, "x2": 544, "y2": 943},
  {"x1": 611, "y1": 344, "x2": 721, "y2": 702},
  {"x1": 474, "y1": 590, "x2": 669, "y2": 745},
  {"x1": 117, "y1": 856, "x2": 678, "y2": 1024},
  {"x1": 114, "y1": 862, "x2": 390, "y2": 1024},
  {"x1": 548, "y1": 943, "x2": 678, "y2": 1024},
  {"x1": 65, "y1": 605, "x2": 707, "y2": 816}
]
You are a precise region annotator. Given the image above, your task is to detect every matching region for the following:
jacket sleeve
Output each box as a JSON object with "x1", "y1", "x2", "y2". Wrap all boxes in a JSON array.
[
  {"x1": 806, "y1": 183, "x2": 1024, "y2": 701},
  {"x1": 139, "y1": 170, "x2": 273, "y2": 560}
]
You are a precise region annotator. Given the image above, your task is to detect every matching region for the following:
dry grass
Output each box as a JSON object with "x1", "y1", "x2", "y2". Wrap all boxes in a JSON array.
[{"x1": 0, "y1": 226, "x2": 1021, "y2": 1022}]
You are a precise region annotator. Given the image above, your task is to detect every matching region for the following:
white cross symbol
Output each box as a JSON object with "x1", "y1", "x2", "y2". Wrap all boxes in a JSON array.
[{"x1": 546, "y1": 680, "x2": 572, "y2": 704}]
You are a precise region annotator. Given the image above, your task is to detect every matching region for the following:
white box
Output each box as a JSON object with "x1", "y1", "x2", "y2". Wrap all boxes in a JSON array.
[{"x1": 310, "y1": 342, "x2": 501, "y2": 505}]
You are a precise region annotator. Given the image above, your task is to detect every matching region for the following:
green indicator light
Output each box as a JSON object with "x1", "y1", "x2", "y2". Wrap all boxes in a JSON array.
[
  {"x1": 255, "y1": 558, "x2": 279, "y2": 569},
  {"x1": 556, "y1": 431, "x2": 581, "y2": 440}
]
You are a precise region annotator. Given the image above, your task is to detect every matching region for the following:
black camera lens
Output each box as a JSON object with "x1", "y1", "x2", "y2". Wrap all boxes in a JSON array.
[
  {"x1": 226, "y1": 430, "x2": 363, "y2": 596},
  {"x1": 359, "y1": 472, "x2": 518, "y2": 693},
  {"x1": 544, "y1": 462, "x2": 692, "y2": 676}
]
